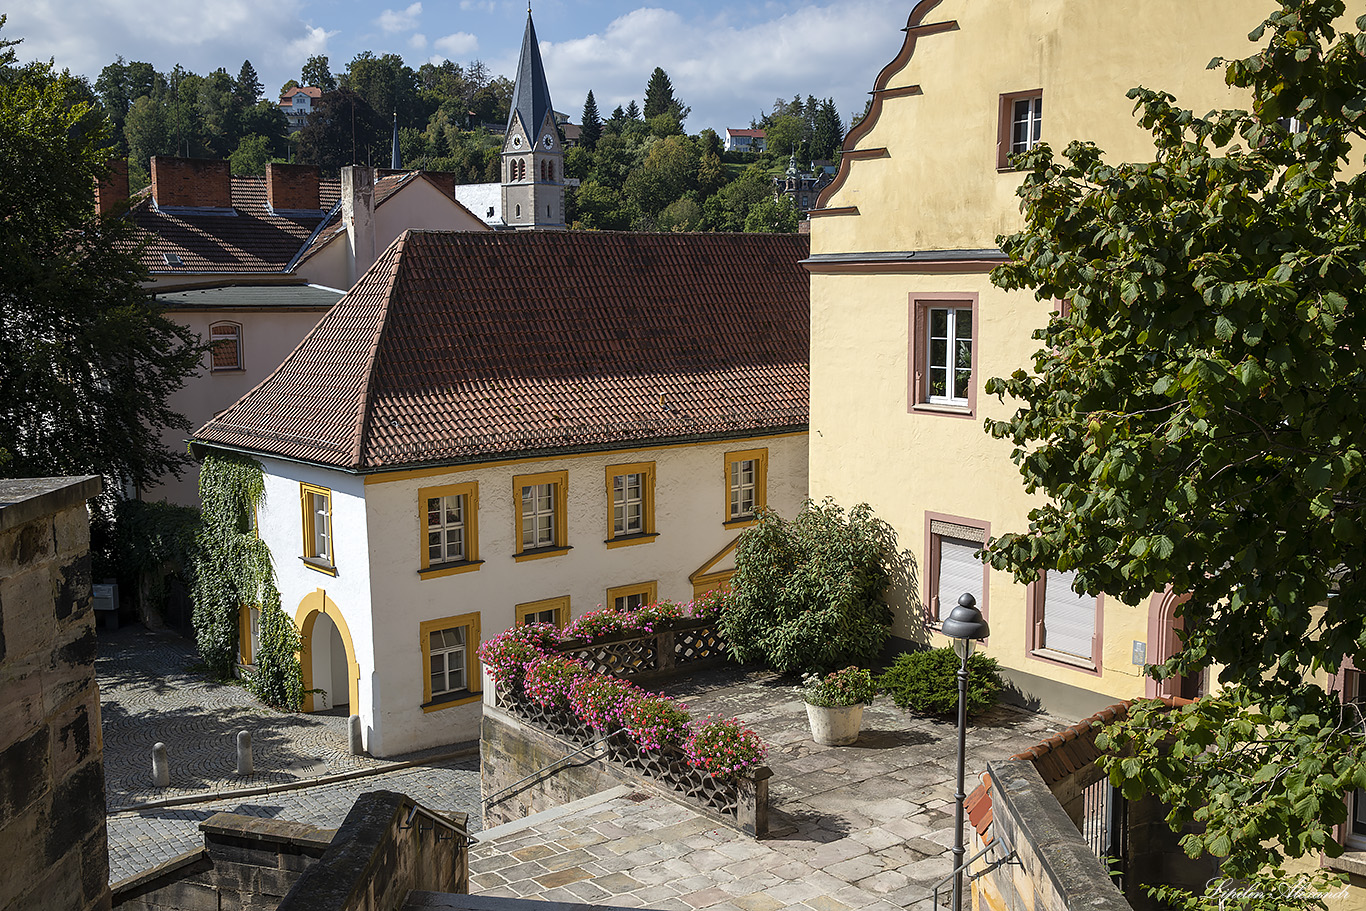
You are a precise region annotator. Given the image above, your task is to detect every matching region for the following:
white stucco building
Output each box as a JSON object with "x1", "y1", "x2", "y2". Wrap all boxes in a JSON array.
[{"x1": 193, "y1": 229, "x2": 811, "y2": 756}]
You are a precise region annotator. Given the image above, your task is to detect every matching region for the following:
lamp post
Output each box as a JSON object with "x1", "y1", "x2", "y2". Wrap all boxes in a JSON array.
[{"x1": 942, "y1": 592, "x2": 990, "y2": 911}]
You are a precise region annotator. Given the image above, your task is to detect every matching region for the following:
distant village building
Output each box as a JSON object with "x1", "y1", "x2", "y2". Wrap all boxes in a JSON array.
[
  {"x1": 279, "y1": 86, "x2": 322, "y2": 133},
  {"x1": 773, "y1": 156, "x2": 834, "y2": 219},
  {"x1": 724, "y1": 128, "x2": 766, "y2": 153},
  {"x1": 192, "y1": 230, "x2": 811, "y2": 756}
]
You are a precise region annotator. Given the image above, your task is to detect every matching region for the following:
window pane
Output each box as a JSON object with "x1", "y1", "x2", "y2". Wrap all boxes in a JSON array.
[
  {"x1": 929, "y1": 367, "x2": 948, "y2": 399},
  {"x1": 426, "y1": 498, "x2": 441, "y2": 525},
  {"x1": 445, "y1": 497, "x2": 461, "y2": 524},
  {"x1": 930, "y1": 308, "x2": 948, "y2": 338},
  {"x1": 929, "y1": 338, "x2": 948, "y2": 369},
  {"x1": 954, "y1": 309, "x2": 972, "y2": 339}
]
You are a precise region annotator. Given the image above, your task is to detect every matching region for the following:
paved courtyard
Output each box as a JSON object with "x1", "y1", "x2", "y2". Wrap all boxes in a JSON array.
[{"x1": 470, "y1": 665, "x2": 1074, "y2": 911}]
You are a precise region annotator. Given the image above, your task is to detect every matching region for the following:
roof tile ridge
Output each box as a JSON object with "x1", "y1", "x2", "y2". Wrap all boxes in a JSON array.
[{"x1": 348, "y1": 232, "x2": 410, "y2": 470}]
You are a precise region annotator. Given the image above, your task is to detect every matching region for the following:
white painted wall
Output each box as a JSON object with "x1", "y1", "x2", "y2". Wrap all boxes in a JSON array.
[
  {"x1": 257, "y1": 458, "x2": 376, "y2": 745},
  {"x1": 359, "y1": 433, "x2": 808, "y2": 755},
  {"x1": 147, "y1": 307, "x2": 334, "y2": 506}
]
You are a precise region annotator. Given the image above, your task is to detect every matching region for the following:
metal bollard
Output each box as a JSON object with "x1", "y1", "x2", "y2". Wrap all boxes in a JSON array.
[
  {"x1": 348, "y1": 714, "x2": 364, "y2": 755},
  {"x1": 236, "y1": 730, "x2": 253, "y2": 776},
  {"x1": 152, "y1": 742, "x2": 170, "y2": 787}
]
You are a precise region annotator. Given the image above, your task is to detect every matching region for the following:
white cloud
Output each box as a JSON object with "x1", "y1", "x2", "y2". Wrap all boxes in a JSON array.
[
  {"x1": 376, "y1": 3, "x2": 423, "y2": 35},
  {"x1": 433, "y1": 31, "x2": 480, "y2": 59},
  {"x1": 540, "y1": 3, "x2": 908, "y2": 133},
  {"x1": 287, "y1": 25, "x2": 336, "y2": 61},
  {"x1": 409, "y1": 33, "x2": 429, "y2": 50},
  {"x1": 458, "y1": 0, "x2": 497, "y2": 12}
]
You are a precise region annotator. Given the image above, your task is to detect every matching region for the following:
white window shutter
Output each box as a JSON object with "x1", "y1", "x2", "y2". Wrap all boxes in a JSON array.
[
  {"x1": 1040, "y1": 569, "x2": 1097, "y2": 659},
  {"x1": 937, "y1": 537, "x2": 983, "y2": 616}
]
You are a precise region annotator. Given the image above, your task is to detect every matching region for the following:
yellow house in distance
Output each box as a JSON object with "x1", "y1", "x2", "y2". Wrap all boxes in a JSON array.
[{"x1": 805, "y1": 0, "x2": 1338, "y2": 717}]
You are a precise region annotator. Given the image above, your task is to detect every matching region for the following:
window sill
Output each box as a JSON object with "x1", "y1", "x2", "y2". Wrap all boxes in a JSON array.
[
  {"x1": 605, "y1": 532, "x2": 659, "y2": 550},
  {"x1": 419, "y1": 559, "x2": 484, "y2": 580},
  {"x1": 300, "y1": 556, "x2": 337, "y2": 576},
  {"x1": 1030, "y1": 647, "x2": 1099, "y2": 675},
  {"x1": 210, "y1": 367, "x2": 246, "y2": 374},
  {"x1": 723, "y1": 517, "x2": 759, "y2": 530},
  {"x1": 421, "y1": 689, "x2": 482, "y2": 713},
  {"x1": 514, "y1": 545, "x2": 572, "y2": 563},
  {"x1": 911, "y1": 402, "x2": 974, "y2": 419}
]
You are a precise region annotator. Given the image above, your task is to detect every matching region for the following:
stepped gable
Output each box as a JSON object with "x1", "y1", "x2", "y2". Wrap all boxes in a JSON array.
[
  {"x1": 129, "y1": 176, "x2": 341, "y2": 274},
  {"x1": 195, "y1": 230, "x2": 811, "y2": 471}
]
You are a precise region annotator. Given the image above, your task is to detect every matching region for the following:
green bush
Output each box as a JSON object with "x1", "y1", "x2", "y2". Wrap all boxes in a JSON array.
[
  {"x1": 720, "y1": 498, "x2": 895, "y2": 673},
  {"x1": 877, "y1": 648, "x2": 1004, "y2": 718}
]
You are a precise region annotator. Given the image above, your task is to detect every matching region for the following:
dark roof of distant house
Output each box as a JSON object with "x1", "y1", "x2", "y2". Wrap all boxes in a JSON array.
[
  {"x1": 293, "y1": 171, "x2": 486, "y2": 265},
  {"x1": 154, "y1": 283, "x2": 345, "y2": 310},
  {"x1": 194, "y1": 230, "x2": 811, "y2": 472},
  {"x1": 727, "y1": 129, "x2": 766, "y2": 138},
  {"x1": 128, "y1": 177, "x2": 341, "y2": 275}
]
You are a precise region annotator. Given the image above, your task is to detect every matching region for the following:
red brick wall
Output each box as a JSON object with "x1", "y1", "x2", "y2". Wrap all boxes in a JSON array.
[
  {"x1": 95, "y1": 160, "x2": 129, "y2": 216},
  {"x1": 150, "y1": 157, "x2": 231, "y2": 208},
  {"x1": 266, "y1": 162, "x2": 321, "y2": 211}
]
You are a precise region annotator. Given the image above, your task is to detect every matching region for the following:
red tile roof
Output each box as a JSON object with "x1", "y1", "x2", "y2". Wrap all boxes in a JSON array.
[
  {"x1": 128, "y1": 176, "x2": 340, "y2": 274},
  {"x1": 967, "y1": 696, "x2": 1196, "y2": 844},
  {"x1": 727, "y1": 129, "x2": 767, "y2": 138},
  {"x1": 195, "y1": 230, "x2": 810, "y2": 471}
]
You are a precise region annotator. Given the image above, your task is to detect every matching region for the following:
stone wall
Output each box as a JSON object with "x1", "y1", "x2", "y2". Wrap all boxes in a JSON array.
[
  {"x1": 112, "y1": 813, "x2": 335, "y2": 910},
  {"x1": 277, "y1": 790, "x2": 469, "y2": 911},
  {"x1": 970, "y1": 760, "x2": 1133, "y2": 911},
  {"x1": 0, "y1": 476, "x2": 108, "y2": 911}
]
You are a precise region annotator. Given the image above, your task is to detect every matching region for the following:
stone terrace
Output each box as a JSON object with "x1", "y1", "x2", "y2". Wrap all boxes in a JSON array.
[{"x1": 472, "y1": 665, "x2": 1073, "y2": 911}]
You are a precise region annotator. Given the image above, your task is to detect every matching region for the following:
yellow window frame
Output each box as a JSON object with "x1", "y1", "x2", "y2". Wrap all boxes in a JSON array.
[
  {"x1": 723, "y1": 448, "x2": 768, "y2": 528},
  {"x1": 605, "y1": 461, "x2": 657, "y2": 547},
  {"x1": 300, "y1": 482, "x2": 336, "y2": 574},
  {"x1": 420, "y1": 611, "x2": 482, "y2": 712},
  {"x1": 606, "y1": 581, "x2": 658, "y2": 612},
  {"x1": 513, "y1": 469, "x2": 569, "y2": 560},
  {"x1": 418, "y1": 481, "x2": 481, "y2": 578},
  {"x1": 516, "y1": 595, "x2": 571, "y2": 628}
]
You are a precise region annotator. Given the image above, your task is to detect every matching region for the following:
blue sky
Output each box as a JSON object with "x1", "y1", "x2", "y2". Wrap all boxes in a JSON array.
[{"x1": 7, "y1": 1, "x2": 912, "y2": 135}]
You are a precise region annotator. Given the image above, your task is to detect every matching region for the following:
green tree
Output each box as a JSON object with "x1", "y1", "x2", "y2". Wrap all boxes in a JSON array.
[
  {"x1": 94, "y1": 56, "x2": 160, "y2": 151},
  {"x1": 125, "y1": 93, "x2": 173, "y2": 172},
  {"x1": 764, "y1": 114, "x2": 805, "y2": 158},
  {"x1": 642, "y1": 66, "x2": 688, "y2": 125},
  {"x1": 296, "y1": 86, "x2": 385, "y2": 173},
  {"x1": 235, "y1": 59, "x2": 263, "y2": 107},
  {"x1": 721, "y1": 499, "x2": 895, "y2": 674},
  {"x1": 572, "y1": 179, "x2": 633, "y2": 230},
  {"x1": 197, "y1": 67, "x2": 242, "y2": 158},
  {"x1": 624, "y1": 134, "x2": 697, "y2": 216},
  {"x1": 229, "y1": 133, "x2": 273, "y2": 175},
  {"x1": 301, "y1": 54, "x2": 336, "y2": 92},
  {"x1": 702, "y1": 167, "x2": 771, "y2": 232},
  {"x1": 342, "y1": 52, "x2": 425, "y2": 131},
  {"x1": 580, "y1": 89, "x2": 601, "y2": 151},
  {"x1": 812, "y1": 98, "x2": 843, "y2": 160},
  {"x1": 0, "y1": 22, "x2": 201, "y2": 494},
  {"x1": 743, "y1": 193, "x2": 797, "y2": 234},
  {"x1": 625, "y1": 99, "x2": 641, "y2": 121},
  {"x1": 984, "y1": 1, "x2": 1366, "y2": 905}
]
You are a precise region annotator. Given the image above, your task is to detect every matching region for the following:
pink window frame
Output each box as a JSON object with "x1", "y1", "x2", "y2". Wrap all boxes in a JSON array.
[
  {"x1": 923, "y1": 511, "x2": 990, "y2": 627},
  {"x1": 997, "y1": 89, "x2": 1043, "y2": 171},
  {"x1": 1025, "y1": 570, "x2": 1104, "y2": 676},
  {"x1": 908, "y1": 293, "x2": 979, "y2": 419}
]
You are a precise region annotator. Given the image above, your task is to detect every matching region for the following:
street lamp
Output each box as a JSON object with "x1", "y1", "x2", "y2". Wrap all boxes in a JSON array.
[{"x1": 942, "y1": 592, "x2": 990, "y2": 911}]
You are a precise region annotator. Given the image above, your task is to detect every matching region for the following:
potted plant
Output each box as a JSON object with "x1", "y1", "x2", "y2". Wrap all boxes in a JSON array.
[{"x1": 800, "y1": 666, "x2": 877, "y2": 746}]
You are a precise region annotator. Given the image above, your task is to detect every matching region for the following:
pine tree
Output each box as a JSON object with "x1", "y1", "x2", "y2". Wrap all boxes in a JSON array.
[
  {"x1": 580, "y1": 89, "x2": 601, "y2": 151},
  {"x1": 625, "y1": 99, "x2": 640, "y2": 120},
  {"x1": 643, "y1": 67, "x2": 675, "y2": 119},
  {"x1": 235, "y1": 59, "x2": 263, "y2": 107}
]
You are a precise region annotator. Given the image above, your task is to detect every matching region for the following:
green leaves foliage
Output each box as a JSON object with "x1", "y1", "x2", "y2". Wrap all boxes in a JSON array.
[
  {"x1": 983, "y1": 1, "x2": 1366, "y2": 902},
  {"x1": 876, "y1": 649, "x2": 1003, "y2": 718},
  {"x1": 720, "y1": 499, "x2": 895, "y2": 673}
]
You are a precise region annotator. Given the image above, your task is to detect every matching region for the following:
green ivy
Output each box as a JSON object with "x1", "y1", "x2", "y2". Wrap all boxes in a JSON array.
[{"x1": 192, "y1": 452, "x2": 303, "y2": 710}]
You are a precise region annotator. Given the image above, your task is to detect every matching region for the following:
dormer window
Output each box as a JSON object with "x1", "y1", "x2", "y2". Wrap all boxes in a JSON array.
[{"x1": 162, "y1": 252, "x2": 184, "y2": 268}]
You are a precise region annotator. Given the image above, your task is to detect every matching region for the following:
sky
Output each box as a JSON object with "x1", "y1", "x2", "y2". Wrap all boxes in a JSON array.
[{"x1": 5, "y1": 1, "x2": 912, "y2": 135}]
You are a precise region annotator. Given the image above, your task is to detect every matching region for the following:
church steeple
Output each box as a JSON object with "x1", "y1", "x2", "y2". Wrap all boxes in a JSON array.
[{"x1": 501, "y1": 7, "x2": 565, "y2": 230}]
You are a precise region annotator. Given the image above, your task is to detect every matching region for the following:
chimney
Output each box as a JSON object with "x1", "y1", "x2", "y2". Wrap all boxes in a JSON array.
[
  {"x1": 342, "y1": 166, "x2": 376, "y2": 286},
  {"x1": 266, "y1": 162, "x2": 321, "y2": 212},
  {"x1": 94, "y1": 159, "x2": 129, "y2": 216},
  {"x1": 150, "y1": 156, "x2": 232, "y2": 209}
]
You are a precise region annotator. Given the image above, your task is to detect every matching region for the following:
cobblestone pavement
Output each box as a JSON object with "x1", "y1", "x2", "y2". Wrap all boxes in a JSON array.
[
  {"x1": 472, "y1": 665, "x2": 1073, "y2": 911},
  {"x1": 107, "y1": 756, "x2": 483, "y2": 883},
  {"x1": 98, "y1": 624, "x2": 462, "y2": 809}
]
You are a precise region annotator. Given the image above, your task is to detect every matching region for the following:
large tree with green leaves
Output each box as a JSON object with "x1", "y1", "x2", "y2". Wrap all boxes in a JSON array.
[
  {"x1": 580, "y1": 89, "x2": 601, "y2": 151},
  {"x1": 984, "y1": 1, "x2": 1366, "y2": 905},
  {"x1": 0, "y1": 19, "x2": 201, "y2": 493}
]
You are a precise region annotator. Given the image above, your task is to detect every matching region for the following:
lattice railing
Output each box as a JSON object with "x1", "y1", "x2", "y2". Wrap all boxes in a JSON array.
[
  {"x1": 493, "y1": 682, "x2": 770, "y2": 835},
  {"x1": 554, "y1": 618, "x2": 729, "y2": 682}
]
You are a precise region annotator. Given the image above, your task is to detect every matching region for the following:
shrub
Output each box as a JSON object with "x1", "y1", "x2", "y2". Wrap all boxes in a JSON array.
[
  {"x1": 477, "y1": 627, "x2": 550, "y2": 687},
  {"x1": 623, "y1": 694, "x2": 692, "y2": 751},
  {"x1": 569, "y1": 674, "x2": 643, "y2": 730},
  {"x1": 877, "y1": 648, "x2": 1004, "y2": 718},
  {"x1": 800, "y1": 666, "x2": 877, "y2": 707},
  {"x1": 524, "y1": 656, "x2": 591, "y2": 710},
  {"x1": 684, "y1": 716, "x2": 767, "y2": 777},
  {"x1": 690, "y1": 589, "x2": 726, "y2": 619},
  {"x1": 721, "y1": 498, "x2": 896, "y2": 673},
  {"x1": 563, "y1": 607, "x2": 628, "y2": 642}
]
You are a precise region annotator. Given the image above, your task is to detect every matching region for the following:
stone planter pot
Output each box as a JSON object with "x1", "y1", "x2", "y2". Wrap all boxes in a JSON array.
[{"x1": 805, "y1": 702, "x2": 864, "y2": 746}]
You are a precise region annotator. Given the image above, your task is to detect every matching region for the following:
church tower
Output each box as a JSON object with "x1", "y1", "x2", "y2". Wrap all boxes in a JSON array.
[{"x1": 502, "y1": 8, "x2": 564, "y2": 230}]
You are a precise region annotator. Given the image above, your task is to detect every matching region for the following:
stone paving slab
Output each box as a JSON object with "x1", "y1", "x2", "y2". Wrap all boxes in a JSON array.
[
  {"x1": 473, "y1": 664, "x2": 1073, "y2": 911},
  {"x1": 97, "y1": 625, "x2": 465, "y2": 808}
]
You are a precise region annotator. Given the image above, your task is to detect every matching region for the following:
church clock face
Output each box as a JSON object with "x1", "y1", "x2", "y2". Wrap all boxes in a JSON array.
[
  {"x1": 512, "y1": 135, "x2": 522, "y2": 148},
  {"x1": 543, "y1": 135, "x2": 554, "y2": 149}
]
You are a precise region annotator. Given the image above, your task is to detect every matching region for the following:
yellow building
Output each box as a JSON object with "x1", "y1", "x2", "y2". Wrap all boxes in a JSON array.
[{"x1": 806, "y1": 0, "x2": 1337, "y2": 717}]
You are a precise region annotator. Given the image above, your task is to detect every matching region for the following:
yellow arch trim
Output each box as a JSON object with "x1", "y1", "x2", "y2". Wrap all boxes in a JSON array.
[{"x1": 295, "y1": 588, "x2": 361, "y2": 713}]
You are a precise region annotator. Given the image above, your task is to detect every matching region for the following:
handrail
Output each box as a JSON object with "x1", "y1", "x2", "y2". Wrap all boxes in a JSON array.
[
  {"x1": 482, "y1": 728, "x2": 623, "y2": 808},
  {"x1": 931, "y1": 836, "x2": 1019, "y2": 907}
]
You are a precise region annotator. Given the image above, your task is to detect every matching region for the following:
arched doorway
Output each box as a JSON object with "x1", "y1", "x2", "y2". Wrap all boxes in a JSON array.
[
  {"x1": 1146, "y1": 587, "x2": 1203, "y2": 699},
  {"x1": 296, "y1": 589, "x2": 360, "y2": 713}
]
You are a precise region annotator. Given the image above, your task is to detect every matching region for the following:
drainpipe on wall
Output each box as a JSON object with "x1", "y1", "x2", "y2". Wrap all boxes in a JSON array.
[{"x1": 342, "y1": 165, "x2": 376, "y2": 286}]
